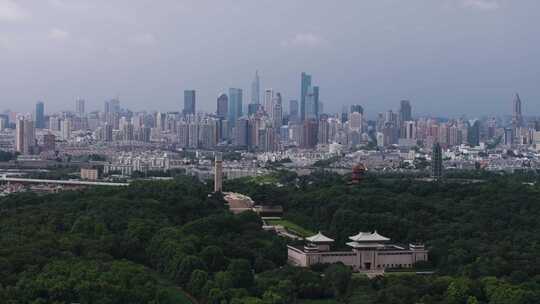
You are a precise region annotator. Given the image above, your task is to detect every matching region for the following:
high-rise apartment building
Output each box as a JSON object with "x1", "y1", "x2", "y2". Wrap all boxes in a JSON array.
[
  {"x1": 183, "y1": 90, "x2": 196, "y2": 115},
  {"x1": 16, "y1": 116, "x2": 35, "y2": 154}
]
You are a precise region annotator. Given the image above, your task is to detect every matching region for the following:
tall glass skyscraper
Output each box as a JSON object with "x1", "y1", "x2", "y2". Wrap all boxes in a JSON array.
[
  {"x1": 300, "y1": 72, "x2": 312, "y2": 121},
  {"x1": 183, "y1": 90, "x2": 196, "y2": 115},
  {"x1": 35, "y1": 101, "x2": 45, "y2": 129},
  {"x1": 228, "y1": 88, "x2": 243, "y2": 125}
]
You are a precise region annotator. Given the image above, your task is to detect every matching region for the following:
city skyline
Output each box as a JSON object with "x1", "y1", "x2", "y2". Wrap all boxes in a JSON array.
[{"x1": 0, "y1": 1, "x2": 539, "y2": 116}]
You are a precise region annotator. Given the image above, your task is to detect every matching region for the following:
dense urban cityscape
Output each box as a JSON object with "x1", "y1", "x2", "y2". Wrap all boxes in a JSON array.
[{"x1": 0, "y1": 71, "x2": 539, "y2": 194}]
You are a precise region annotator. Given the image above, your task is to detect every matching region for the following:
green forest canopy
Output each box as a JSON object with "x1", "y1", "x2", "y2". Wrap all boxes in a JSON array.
[{"x1": 0, "y1": 173, "x2": 539, "y2": 303}]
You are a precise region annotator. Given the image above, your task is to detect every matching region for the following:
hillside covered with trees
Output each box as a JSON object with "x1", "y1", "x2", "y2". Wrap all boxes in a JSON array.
[{"x1": 1, "y1": 172, "x2": 540, "y2": 303}]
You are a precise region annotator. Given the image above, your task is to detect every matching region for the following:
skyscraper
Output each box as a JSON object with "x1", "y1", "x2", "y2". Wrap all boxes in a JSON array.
[
  {"x1": 35, "y1": 101, "x2": 45, "y2": 129},
  {"x1": 217, "y1": 93, "x2": 228, "y2": 118},
  {"x1": 273, "y1": 93, "x2": 283, "y2": 128},
  {"x1": 512, "y1": 93, "x2": 523, "y2": 128},
  {"x1": 183, "y1": 90, "x2": 196, "y2": 115},
  {"x1": 228, "y1": 88, "x2": 243, "y2": 125},
  {"x1": 468, "y1": 119, "x2": 481, "y2": 147},
  {"x1": 432, "y1": 142, "x2": 443, "y2": 180},
  {"x1": 251, "y1": 70, "x2": 260, "y2": 104},
  {"x1": 264, "y1": 89, "x2": 274, "y2": 117},
  {"x1": 350, "y1": 105, "x2": 364, "y2": 114},
  {"x1": 399, "y1": 100, "x2": 412, "y2": 122},
  {"x1": 289, "y1": 100, "x2": 299, "y2": 122},
  {"x1": 76, "y1": 99, "x2": 86, "y2": 117},
  {"x1": 305, "y1": 86, "x2": 320, "y2": 120},
  {"x1": 300, "y1": 72, "x2": 312, "y2": 121}
]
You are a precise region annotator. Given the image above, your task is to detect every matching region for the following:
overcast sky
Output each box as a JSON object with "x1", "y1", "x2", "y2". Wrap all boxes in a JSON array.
[{"x1": 0, "y1": 0, "x2": 538, "y2": 117}]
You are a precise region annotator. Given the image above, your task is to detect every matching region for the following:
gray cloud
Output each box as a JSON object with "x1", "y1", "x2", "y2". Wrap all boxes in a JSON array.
[
  {"x1": 0, "y1": 0, "x2": 28, "y2": 21},
  {"x1": 0, "y1": 0, "x2": 538, "y2": 118},
  {"x1": 461, "y1": 0, "x2": 501, "y2": 10}
]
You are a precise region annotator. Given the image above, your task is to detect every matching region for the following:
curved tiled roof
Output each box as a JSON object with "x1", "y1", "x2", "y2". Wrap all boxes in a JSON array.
[
  {"x1": 306, "y1": 231, "x2": 334, "y2": 243},
  {"x1": 349, "y1": 231, "x2": 390, "y2": 242}
]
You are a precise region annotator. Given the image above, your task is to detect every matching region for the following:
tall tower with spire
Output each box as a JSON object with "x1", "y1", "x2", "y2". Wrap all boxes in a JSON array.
[{"x1": 512, "y1": 93, "x2": 523, "y2": 128}]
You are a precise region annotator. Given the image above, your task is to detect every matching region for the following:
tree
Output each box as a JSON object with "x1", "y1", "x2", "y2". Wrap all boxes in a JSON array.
[
  {"x1": 188, "y1": 270, "x2": 208, "y2": 298},
  {"x1": 201, "y1": 246, "x2": 227, "y2": 272},
  {"x1": 176, "y1": 255, "x2": 206, "y2": 285},
  {"x1": 228, "y1": 259, "x2": 254, "y2": 289},
  {"x1": 324, "y1": 264, "x2": 352, "y2": 300}
]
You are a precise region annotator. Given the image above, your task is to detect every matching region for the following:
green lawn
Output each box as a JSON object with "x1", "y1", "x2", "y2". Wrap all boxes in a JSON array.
[{"x1": 267, "y1": 219, "x2": 314, "y2": 237}]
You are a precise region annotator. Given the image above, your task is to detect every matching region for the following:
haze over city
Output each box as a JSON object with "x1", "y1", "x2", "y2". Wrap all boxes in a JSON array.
[{"x1": 1, "y1": 0, "x2": 539, "y2": 116}]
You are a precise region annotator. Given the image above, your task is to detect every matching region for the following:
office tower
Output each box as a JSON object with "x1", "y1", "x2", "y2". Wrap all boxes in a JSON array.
[
  {"x1": 273, "y1": 93, "x2": 283, "y2": 128},
  {"x1": 468, "y1": 119, "x2": 481, "y2": 146},
  {"x1": 398, "y1": 100, "x2": 412, "y2": 138},
  {"x1": 228, "y1": 88, "x2": 243, "y2": 125},
  {"x1": 289, "y1": 100, "x2": 299, "y2": 122},
  {"x1": 35, "y1": 101, "x2": 45, "y2": 129},
  {"x1": 264, "y1": 89, "x2": 274, "y2": 116},
  {"x1": 300, "y1": 72, "x2": 312, "y2": 121},
  {"x1": 217, "y1": 93, "x2": 228, "y2": 118},
  {"x1": 16, "y1": 117, "x2": 35, "y2": 154},
  {"x1": 251, "y1": 70, "x2": 260, "y2": 104},
  {"x1": 312, "y1": 86, "x2": 320, "y2": 119},
  {"x1": 184, "y1": 90, "x2": 196, "y2": 115},
  {"x1": 399, "y1": 100, "x2": 412, "y2": 122},
  {"x1": 214, "y1": 152, "x2": 223, "y2": 192},
  {"x1": 512, "y1": 93, "x2": 523, "y2": 128},
  {"x1": 432, "y1": 142, "x2": 443, "y2": 180},
  {"x1": 76, "y1": 99, "x2": 86, "y2": 117},
  {"x1": 305, "y1": 86, "x2": 319, "y2": 120},
  {"x1": 350, "y1": 105, "x2": 364, "y2": 114}
]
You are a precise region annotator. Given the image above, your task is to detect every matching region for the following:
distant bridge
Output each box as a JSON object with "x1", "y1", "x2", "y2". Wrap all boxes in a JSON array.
[{"x1": 0, "y1": 176, "x2": 129, "y2": 187}]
